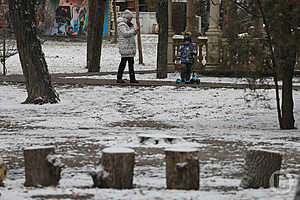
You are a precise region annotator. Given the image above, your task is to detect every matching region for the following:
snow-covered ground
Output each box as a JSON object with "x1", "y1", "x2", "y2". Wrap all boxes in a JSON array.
[
  {"x1": 5, "y1": 35, "x2": 158, "y2": 75},
  {"x1": 0, "y1": 35, "x2": 300, "y2": 200}
]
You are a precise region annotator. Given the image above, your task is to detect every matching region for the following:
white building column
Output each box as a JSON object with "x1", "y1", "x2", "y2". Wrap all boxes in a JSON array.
[{"x1": 206, "y1": 0, "x2": 222, "y2": 69}]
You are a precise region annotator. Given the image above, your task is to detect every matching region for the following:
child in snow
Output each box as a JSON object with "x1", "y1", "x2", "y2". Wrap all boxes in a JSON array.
[{"x1": 177, "y1": 34, "x2": 197, "y2": 83}]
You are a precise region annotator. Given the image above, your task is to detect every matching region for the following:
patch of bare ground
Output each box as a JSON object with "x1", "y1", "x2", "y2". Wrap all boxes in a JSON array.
[
  {"x1": 108, "y1": 120, "x2": 179, "y2": 129},
  {"x1": 31, "y1": 194, "x2": 94, "y2": 200}
]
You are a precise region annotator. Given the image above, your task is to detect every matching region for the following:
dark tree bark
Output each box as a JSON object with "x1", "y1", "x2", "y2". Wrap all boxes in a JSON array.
[
  {"x1": 8, "y1": 0, "x2": 59, "y2": 104},
  {"x1": 277, "y1": 11, "x2": 296, "y2": 130},
  {"x1": 87, "y1": 0, "x2": 106, "y2": 72},
  {"x1": 90, "y1": 147, "x2": 135, "y2": 189},
  {"x1": 295, "y1": 177, "x2": 300, "y2": 200},
  {"x1": 24, "y1": 146, "x2": 62, "y2": 187},
  {"x1": 156, "y1": 0, "x2": 168, "y2": 79},
  {"x1": 165, "y1": 148, "x2": 199, "y2": 190},
  {"x1": 240, "y1": 149, "x2": 282, "y2": 189},
  {"x1": 0, "y1": 158, "x2": 6, "y2": 187},
  {"x1": 278, "y1": 40, "x2": 296, "y2": 129}
]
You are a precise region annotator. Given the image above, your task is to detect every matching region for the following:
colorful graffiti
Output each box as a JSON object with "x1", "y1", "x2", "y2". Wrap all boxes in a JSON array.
[
  {"x1": 0, "y1": 5, "x2": 9, "y2": 29},
  {"x1": 42, "y1": 0, "x2": 110, "y2": 37},
  {"x1": 43, "y1": 0, "x2": 89, "y2": 36}
]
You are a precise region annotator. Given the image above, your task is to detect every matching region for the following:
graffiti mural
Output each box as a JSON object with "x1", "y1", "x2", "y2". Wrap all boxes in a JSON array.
[
  {"x1": 0, "y1": 0, "x2": 110, "y2": 37},
  {"x1": 42, "y1": 0, "x2": 110, "y2": 37},
  {"x1": 44, "y1": 0, "x2": 88, "y2": 36},
  {"x1": 0, "y1": 4, "x2": 9, "y2": 29}
]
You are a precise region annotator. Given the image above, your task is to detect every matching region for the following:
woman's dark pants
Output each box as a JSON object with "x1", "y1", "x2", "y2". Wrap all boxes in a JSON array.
[{"x1": 117, "y1": 57, "x2": 136, "y2": 81}]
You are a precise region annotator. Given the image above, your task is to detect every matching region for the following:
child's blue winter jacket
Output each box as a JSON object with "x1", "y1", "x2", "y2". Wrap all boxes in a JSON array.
[{"x1": 178, "y1": 43, "x2": 197, "y2": 64}]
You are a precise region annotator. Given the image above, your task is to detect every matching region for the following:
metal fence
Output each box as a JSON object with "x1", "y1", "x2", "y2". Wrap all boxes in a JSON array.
[{"x1": 0, "y1": 4, "x2": 18, "y2": 76}]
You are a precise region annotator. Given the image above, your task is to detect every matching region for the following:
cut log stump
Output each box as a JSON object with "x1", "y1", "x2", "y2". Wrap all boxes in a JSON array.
[
  {"x1": 165, "y1": 147, "x2": 199, "y2": 190},
  {"x1": 24, "y1": 146, "x2": 63, "y2": 187},
  {"x1": 91, "y1": 147, "x2": 135, "y2": 189},
  {"x1": 240, "y1": 149, "x2": 282, "y2": 189},
  {"x1": 0, "y1": 158, "x2": 6, "y2": 187}
]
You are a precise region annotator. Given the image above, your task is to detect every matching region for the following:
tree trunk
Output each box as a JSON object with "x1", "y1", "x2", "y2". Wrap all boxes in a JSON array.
[
  {"x1": 0, "y1": 158, "x2": 6, "y2": 187},
  {"x1": 156, "y1": 0, "x2": 168, "y2": 79},
  {"x1": 295, "y1": 177, "x2": 300, "y2": 200},
  {"x1": 240, "y1": 149, "x2": 282, "y2": 189},
  {"x1": 279, "y1": 25, "x2": 296, "y2": 129},
  {"x1": 281, "y1": 63, "x2": 295, "y2": 129},
  {"x1": 90, "y1": 147, "x2": 135, "y2": 189},
  {"x1": 24, "y1": 146, "x2": 62, "y2": 187},
  {"x1": 165, "y1": 148, "x2": 199, "y2": 190},
  {"x1": 8, "y1": 0, "x2": 59, "y2": 104},
  {"x1": 87, "y1": 0, "x2": 106, "y2": 72}
]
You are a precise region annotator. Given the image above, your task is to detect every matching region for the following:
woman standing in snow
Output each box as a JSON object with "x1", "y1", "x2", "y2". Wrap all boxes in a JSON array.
[{"x1": 116, "y1": 10, "x2": 139, "y2": 83}]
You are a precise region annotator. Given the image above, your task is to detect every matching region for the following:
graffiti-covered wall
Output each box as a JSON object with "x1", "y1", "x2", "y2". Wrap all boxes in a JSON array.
[{"x1": 38, "y1": 0, "x2": 110, "y2": 37}]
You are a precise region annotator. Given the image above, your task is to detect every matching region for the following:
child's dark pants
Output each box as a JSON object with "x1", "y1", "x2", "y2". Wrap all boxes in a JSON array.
[{"x1": 181, "y1": 63, "x2": 193, "y2": 81}]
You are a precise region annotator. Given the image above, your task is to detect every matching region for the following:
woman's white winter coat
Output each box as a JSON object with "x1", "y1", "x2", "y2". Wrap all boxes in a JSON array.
[{"x1": 117, "y1": 17, "x2": 137, "y2": 57}]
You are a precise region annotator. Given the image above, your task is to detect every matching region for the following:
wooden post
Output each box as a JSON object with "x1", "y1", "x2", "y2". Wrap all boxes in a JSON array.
[
  {"x1": 135, "y1": 0, "x2": 144, "y2": 65},
  {"x1": 240, "y1": 149, "x2": 282, "y2": 189},
  {"x1": 24, "y1": 146, "x2": 63, "y2": 187},
  {"x1": 3, "y1": 38, "x2": 6, "y2": 76},
  {"x1": 112, "y1": 0, "x2": 118, "y2": 43},
  {"x1": 0, "y1": 158, "x2": 6, "y2": 187},
  {"x1": 91, "y1": 147, "x2": 135, "y2": 189},
  {"x1": 167, "y1": 0, "x2": 175, "y2": 72},
  {"x1": 165, "y1": 147, "x2": 199, "y2": 190}
]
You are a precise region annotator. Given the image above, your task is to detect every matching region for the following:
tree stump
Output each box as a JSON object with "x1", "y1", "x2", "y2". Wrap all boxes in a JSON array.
[
  {"x1": 0, "y1": 158, "x2": 6, "y2": 187},
  {"x1": 165, "y1": 147, "x2": 199, "y2": 190},
  {"x1": 24, "y1": 146, "x2": 63, "y2": 187},
  {"x1": 90, "y1": 147, "x2": 135, "y2": 189},
  {"x1": 240, "y1": 149, "x2": 282, "y2": 189},
  {"x1": 294, "y1": 177, "x2": 300, "y2": 200}
]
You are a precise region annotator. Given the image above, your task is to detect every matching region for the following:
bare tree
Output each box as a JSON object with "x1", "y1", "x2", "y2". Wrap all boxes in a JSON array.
[
  {"x1": 8, "y1": 0, "x2": 59, "y2": 104},
  {"x1": 225, "y1": 0, "x2": 299, "y2": 129},
  {"x1": 87, "y1": 0, "x2": 106, "y2": 72},
  {"x1": 255, "y1": 0, "x2": 299, "y2": 129}
]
